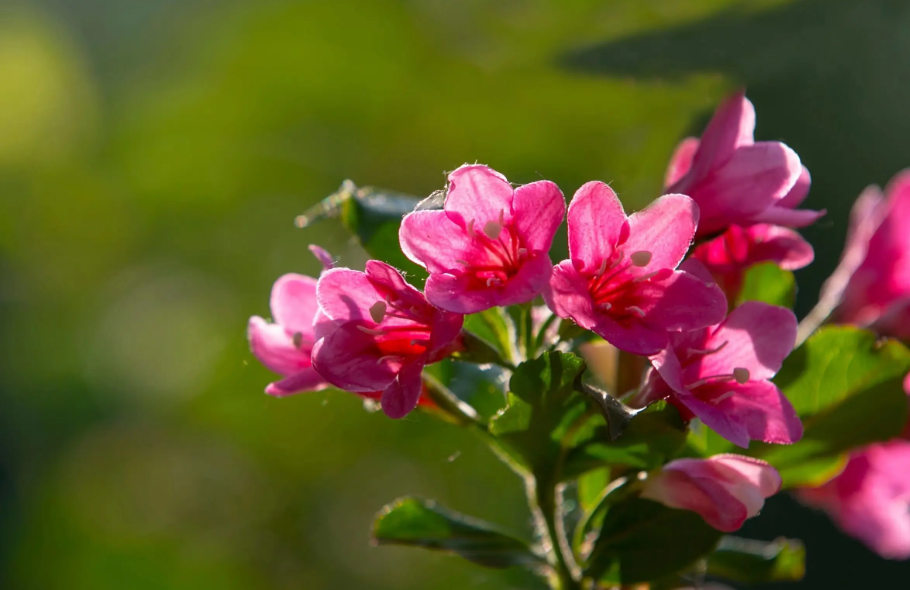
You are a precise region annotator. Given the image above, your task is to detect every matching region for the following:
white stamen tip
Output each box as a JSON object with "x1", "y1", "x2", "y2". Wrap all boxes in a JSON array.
[
  {"x1": 292, "y1": 332, "x2": 303, "y2": 348},
  {"x1": 486, "y1": 277, "x2": 503, "y2": 287},
  {"x1": 357, "y1": 325, "x2": 386, "y2": 336},
  {"x1": 376, "y1": 355, "x2": 400, "y2": 365},
  {"x1": 517, "y1": 248, "x2": 528, "y2": 258},
  {"x1": 600, "y1": 302, "x2": 613, "y2": 311},
  {"x1": 483, "y1": 220, "x2": 503, "y2": 240},
  {"x1": 369, "y1": 301, "x2": 387, "y2": 324},
  {"x1": 626, "y1": 305, "x2": 646, "y2": 317},
  {"x1": 466, "y1": 219, "x2": 477, "y2": 237},
  {"x1": 456, "y1": 258, "x2": 471, "y2": 266},
  {"x1": 630, "y1": 251, "x2": 652, "y2": 267},
  {"x1": 498, "y1": 209, "x2": 505, "y2": 224},
  {"x1": 733, "y1": 367, "x2": 751, "y2": 384},
  {"x1": 596, "y1": 258, "x2": 608, "y2": 277}
]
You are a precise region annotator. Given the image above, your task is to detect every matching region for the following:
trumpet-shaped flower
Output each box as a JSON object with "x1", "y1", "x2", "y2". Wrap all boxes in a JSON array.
[
  {"x1": 247, "y1": 245, "x2": 335, "y2": 397},
  {"x1": 665, "y1": 92, "x2": 822, "y2": 236},
  {"x1": 543, "y1": 181, "x2": 727, "y2": 356},
  {"x1": 642, "y1": 454, "x2": 781, "y2": 532},
  {"x1": 797, "y1": 441, "x2": 910, "y2": 559},
  {"x1": 399, "y1": 164, "x2": 565, "y2": 314},
  {"x1": 312, "y1": 260, "x2": 463, "y2": 419},
  {"x1": 637, "y1": 301, "x2": 803, "y2": 448},
  {"x1": 829, "y1": 170, "x2": 910, "y2": 340}
]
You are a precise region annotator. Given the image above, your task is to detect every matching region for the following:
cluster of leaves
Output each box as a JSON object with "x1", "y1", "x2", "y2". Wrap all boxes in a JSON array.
[{"x1": 303, "y1": 183, "x2": 910, "y2": 588}]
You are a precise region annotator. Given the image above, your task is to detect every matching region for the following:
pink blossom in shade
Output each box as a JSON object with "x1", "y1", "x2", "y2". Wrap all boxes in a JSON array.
[
  {"x1": 665, "y1": 91, "x2": 821, "y2": 237},
  {"x1": 691, "y1": 222, "x2": 814, "y2": 300},
  {"x1": 311, "y1": 260, "x2": 463, "y2": 419},
  {"x1": 641, "y1": 454, "x2": 782, "y2": 532},
  {"x1": 797, "y1": 441, "x2": 910, "y2": 559},
  {"x1": 399, "y1": 164, "x2": 565, "y2": 314},
  {"x1": 636, "y1": 301, "x2": 803, "y2": 448},
  {"x1": 543, "y1": 181, "x2": 727, "y2": 356},
  {"x1": 247, "y1": 246, "x2": 336, "y2": 397},
  {"x1": 830, "y1": 171, "x2": 910, "y2": 340}
]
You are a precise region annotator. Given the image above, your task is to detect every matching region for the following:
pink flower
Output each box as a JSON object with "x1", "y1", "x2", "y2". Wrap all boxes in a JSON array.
[
  {"x1": 641, "y1": 454, "x2": 782, "y2": 532},
  {"x1": 797, "y1": 441, "x2": 910, "y2": 559},
  {"x1": 399, "y1": 164, "x2": 565, "y2": 314},
  {"x1": 247, "y1": 245, "x2": 335, "y2": 397},
  {"x1": 312, "y1": 260, "x2": 463, "y2": 419},
  {"x1": 830, "y1": 170, "x2": 910, "y2": 340},
  {"x1": 691, "y1": 222, "x2": 814, "y2": 300},
  {"x1": 543, "y1": 181, "x2": 727, "y2": 356},
  {"x1": 637, "y1": 301, "x2": 803, "y2": 448},
  {"x1": 665, "y1": 91, "x2": 822, "y2": 237}
]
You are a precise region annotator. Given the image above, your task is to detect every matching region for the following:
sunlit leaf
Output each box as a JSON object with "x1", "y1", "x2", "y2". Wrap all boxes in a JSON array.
[
  {"x1": 706, "y1": 536, "x2": 805, "y2": 583},
  {"x1": 737, "y1": 262, "x2": 795, "y2": 308}
]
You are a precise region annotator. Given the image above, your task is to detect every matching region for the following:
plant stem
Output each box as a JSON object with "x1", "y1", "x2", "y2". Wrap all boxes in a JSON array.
[{"x1": 526, "y1": 474, "x2": 578, "y2": 590}]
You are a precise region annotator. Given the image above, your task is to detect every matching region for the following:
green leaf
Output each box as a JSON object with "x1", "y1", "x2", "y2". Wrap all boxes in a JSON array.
[
  {"x1": 577, "y1": 468, "x2": 611, "y2": 513},
  {"x1": 564, "y1": 402, "x2": 687, "y2": 479},
  {"x1": 706, "y1": 536, "x2": 805, "y2": 583},
  {"x1": 372, "y1": 497, "x2": 543, "y2": 569},
  {"x1": 460, "y1": 307, "x2": 517, "y2": 366},
  {"x1": 585, "y1": 498, "x2": 722, "y2": 584},
  {"x1": 490, "y1": 352, "x2": 587, "y2": 473},
  {"x1": 297, "y1": 180, "x2": 426, "y2": 280},
  {"x1": 577, "y1": 381, "x2": 642, "y2": 441},
  {"x1": 737, "y1": 262, "x2": 796, "y2": 308}
]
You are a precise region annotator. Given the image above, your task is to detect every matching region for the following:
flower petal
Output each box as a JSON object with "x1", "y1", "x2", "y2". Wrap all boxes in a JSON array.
[
  {"x1": 380, "y1": 360, "x2": 425, "y2": 419},
  {"x1": 444, "y1": 164, "x2": 514, "y2": 227},
  {"x1": 678, "y1": 394, "x2": 751, "y2": 448},
  {"x1": 699, "y1": 301, "x2": 797, "y2": 380},
  {"x1": 664, "y1": 137, "x2": 700, "y2": 187},
  {"x1": 776, "y1": 165, "x2": 812, "y2": 209},
  {"x1": 511, "y1": 180, "x2": 565, "y2": 252},
  {"x1": 544, "y1": 260, "x2": 597, "y2": 327},
  {"x1": 624, "y1": 193, "x2": 698, "y2": 273},
  {"x1": 747, "y1": 225, "x2": 815, "y2": 270},
  {"x1": 270, "y1": 273, "x2": 319, "y2": 335},
  {"x1": 748, "y1": 205, "x2": 825, "y2": 228},
  {"x1": 642, "y1": 467, "x2": 749, "y2": 532},
  {"x1": 696, "y1": 142, "x2": 802, "y2": 235},
  {"x1": 308, "y1": 244, "x2": 335, "y2": 270},
  {"x1": 399, "y1": 210, "x2": 479, "y2": 274},
  {"x1": 311, "y1": 323, "x2": 398, "y2": 392},
  {"x1": 567, "y1": 181, "x2": 627, "y2": 272},
  {"x1": 265, "y1": 368, "x2": 328, "y2": 397},
  {"x1": 248, "y1": 316, "x2": 311, "y2": 376},
  {"x1": 689, "y1": 91, "x2": 756, "y2": 179},
  {"x1": 316, "y1": 267, "x2": 381, "y2": 324},
  {"x1": 632, "y1": 269, "x2": 728, "y2": 332},
  {"x1": 705, "y1": 380, "x2": 803, "y2": 445}
]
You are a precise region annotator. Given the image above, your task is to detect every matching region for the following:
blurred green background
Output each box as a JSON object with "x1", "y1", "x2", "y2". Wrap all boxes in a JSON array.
[{"x1": 2, "y1": 1, "x2": 909, "y2": 588}]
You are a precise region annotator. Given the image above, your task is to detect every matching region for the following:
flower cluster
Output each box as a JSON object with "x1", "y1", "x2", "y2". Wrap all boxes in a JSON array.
[{"x1": 246, "y1": 91, "x2": 910, "y2": 586}]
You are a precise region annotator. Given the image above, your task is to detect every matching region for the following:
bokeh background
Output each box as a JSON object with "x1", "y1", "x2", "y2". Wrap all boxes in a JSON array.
[{"x1": 2, "y1": 0, "x2": 909, "y2": 588}]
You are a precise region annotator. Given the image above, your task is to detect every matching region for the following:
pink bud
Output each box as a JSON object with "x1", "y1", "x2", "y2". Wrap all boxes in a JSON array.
[{"x1": 642, "y1": 454, "x2": 781, "y2": 532}]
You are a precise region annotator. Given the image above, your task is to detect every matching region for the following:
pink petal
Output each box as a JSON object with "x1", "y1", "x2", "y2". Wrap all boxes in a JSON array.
[
  {"x1": 664, "y1": 137, "x2": 700, "y2": 187},
  {"x1": 316, "y1": 268, "x2": 381, "y2": 324},
  {"x1": 399, "y1": 210, "x2": 480, "y2": 274},
  {"x1": 776, "y1": 165, "x2": 812, "y2": 209},
  {"x1": 679, "y1": 394, "x2": 751, "y2": 448},
  {"x1": 380, "y1": 361, "x2": 425, "y2": 419},
  {"x1": 688, "y1": 91, "x2": 756, "y2": 180},
  {"x1": 696, "y1": 142, "x2": 802, "y2": 235},
  {"x1": 624, "y1": 193, "x2": 698, "y2": 274},
  {"x1": 699, "y1": 301, "x2": 797, "y2": 380},
  {"x1": 444, "y1": 164, "x2": 514, "y2": 228},
  {"x1": 270, "y1": 273, "x2": 319, "y2": 335},
  {"x1": 426, "y1": 251, "x2": 553, "y2": 314},
  {"x1": 705, "y1": 380, "x2": 803, "y2": 445},
  {"x1": 308, "y1": 244, "x2": 335, "y2": 270},
  {"x1": 567, "y1": 181, "x2": 628, "y2": 272},
  {"x1": 544, "y1": 260, "x2": 597, "y2": 328},
  {"x1": 248, "y1": 316, "x2": 312, "y2": 376},
  {"x1": 747, "y1": 205, "x2": 825, "y2": 228},
  {"x1": 511, "y1": 180, "x2": 566, "y2": 252},
  {"x1": 265, "y1": 368, "x2": 328, "y2": 397},
  {"x1": 707, "y1": 454, "x2": 782, "y2": 498},
  {"x1": 633, "y1": 269, "x2": 728, "y2": 332},
  {"x1": 678, "y1": 258, "x2": 716, "y2": 283},
  {"x1": 747, "y1": 224, "x2": 815, "y2": 270},
  {"x1": 590, "y1": 312, "x2": 671, "y2": 357},
  {"x1": 642, "y1": 465, "x2": 749, "y2": 532},
  {"x1": 363, "y1": 260, "x2": 427, "y2": 311},
  {"x1": 311, "y1": 323, "x2": 398, "y2": 392}
]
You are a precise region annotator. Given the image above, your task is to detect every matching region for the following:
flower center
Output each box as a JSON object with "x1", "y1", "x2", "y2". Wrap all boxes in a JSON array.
[
  {"x1": 585, "y1": 249, "x2": 658, "y2": 322},
  {"x1": 458, "y1": 209, "x2": 527, "y2": 290}
]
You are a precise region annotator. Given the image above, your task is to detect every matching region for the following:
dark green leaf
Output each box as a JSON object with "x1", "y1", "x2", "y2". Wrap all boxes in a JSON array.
[
  {"x1": 706, "y1": 536, "x2": 805, "y2": 583},
  {"x1": 737, "y1": 262, "x2": 796, "y2": 308},
  {"x1": 297, "y1": 180, "x2": 426, "y2": 280},
  {"x1": 490, "y1": 352, "x2": 587, "y2": 472},
  {"x1": 577, "y1": 468, "x2": 611, "y2": 513},
  {"x1": 585, "y1": 498, "x2": 722, "y2": 584},
  {"x1": 372, "y1": 497, "x2": 543, "y2": 569},
  {"x1": 462, "y1": 307, "x2": 516, "y2": 364},
  {"x1": 564, "y1": 402, "x2": 687, "y2": 479}
]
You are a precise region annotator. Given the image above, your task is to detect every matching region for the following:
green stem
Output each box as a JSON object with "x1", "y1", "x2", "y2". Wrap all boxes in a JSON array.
[{"x1": 526, "y1": 474, "x2": 578, "y2": 590}]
